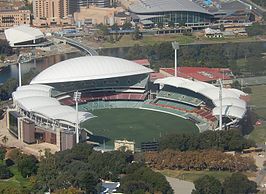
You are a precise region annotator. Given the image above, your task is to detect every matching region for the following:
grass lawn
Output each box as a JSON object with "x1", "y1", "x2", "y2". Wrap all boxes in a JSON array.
[
  {"x1": 250, "y1": 85, "x2": 266, "y2": 119},
  {"x1": 159, "y1": 169, "x2": 256, "y2": 183},
  {"x1": 101, "y1": 34, "x2": 196, "y2": 48},
  {"x1": 81, "y1": 108, "x2": 198, "y2": 147},
  {"x1": 0, "y1": 165, "x2": 32, "y2": 192},
  {"x1": 247, "y1": 85, "x2": 266, "y2": 144},
  {"x1": 159, "y1": 169, "x2": 233, "y2": 182},
  {"x1": 249, "y1": 125, "x2": 266, "y2": 144}
]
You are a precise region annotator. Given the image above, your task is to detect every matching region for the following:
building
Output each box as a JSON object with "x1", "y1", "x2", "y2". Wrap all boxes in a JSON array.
[
  {"x1": 114, "y1": 139, "x2": 135, "y2": 153},
  {"x1": 0, "y1": 9, "x2": 30, "y2": 30},
  {"x1": 74, "y1": 6, "x2": 117, "y2": 26},
  {"x1": 7, "y1": 55, "x2": 248, "y2": 150},
  {"x1": 4, "y1": 25, "x2": 47, "y2": 47},
  {"x1": 129, "y1": 0, "x2": 213, "y2": 27},
  {"x1": 204, "y1": 0, "x2": 252, "y2": 23},
  {"x1": 7, "y1": 56, "x2": 153, "y2": 150},
  {"x1": 78, "y1": 0, "x2": 110, "y2": 8},
  {"x1": 33, "y1": 0, "x2": 72, "y2": 26},
  {"x1": 67, "y1": 0, "x2": 118, "y2": 16},
  {"x1": 9, "y1": 84, "x2": 94, "y2": 151},
  {"x1": 160, "y1": 67, "x2": 234, "y2": 85},
  {"x1": 204, "y1": 27, "x2": 223, "y2": 38}
]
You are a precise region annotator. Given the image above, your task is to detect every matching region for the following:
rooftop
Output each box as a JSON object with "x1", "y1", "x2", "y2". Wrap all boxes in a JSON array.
[
  {"x1": 160, "y1": 67, "x2": 233, "y2": 82},
  {"x1": 31, "y1": 56, "x2": 153, "y2": 84},
  {"x1": 129, "y1": 0, "x2": 211, "y2": 15}
]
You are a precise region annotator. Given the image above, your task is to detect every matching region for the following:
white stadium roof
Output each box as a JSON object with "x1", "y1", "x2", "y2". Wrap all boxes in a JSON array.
[
  {"x1": 30, "y1": 56, "x2": 153, "y2": 84},
  {"x1": 213, "y1": 106, "x2": 246, "y2": 119},
  {"x1": 4, "y1": 25, "x2": 44, "y2": 47},
  {"x1": 155, "y1": 77, "x2": 247, "y2": 119},
  {"x1": 13, "y1": 85, "x2": 94, "y2": 126},
  {"x1": 129, "y1": 0, "x2": 211, "y2": 15},
  {"x1": 16, "y1": 84, "x2": 53, "y2": 93}
]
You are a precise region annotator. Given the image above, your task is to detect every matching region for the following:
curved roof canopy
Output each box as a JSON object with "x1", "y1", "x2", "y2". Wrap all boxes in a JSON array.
[
  {"x1": 155, "y1": 76, "x2": 247, "y2": 119},
  {"x1": 17, "y1": 84, "x2": 53, "y2": 93},
  {"x1": 129, "y1": 0, "x2": 211, "y2": 15},
  {"x1": 4, "y1": 25, "x2": 44, "y2": 47},
  {"x1": 213, "y1": 106, "x2": 246, "y2": 119},
  {"x1": 13, "y1": 85, "x2": 94, "y2": 126},
  {"x1": 30, "y1": 56, "x2": 153, "y2": 84}
]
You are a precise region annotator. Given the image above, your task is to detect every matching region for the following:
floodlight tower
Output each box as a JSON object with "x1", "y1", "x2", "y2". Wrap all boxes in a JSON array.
[
  {"x1": 218, "y1": 79, "x2": 223, "y2": 131},
  {"x1": 17, "y1": 54, "x2": 23, "y2": 87},
  {"x1": 74, "y1": 91, "x2": 81, "y2": 144},
  {"x1": 171, "y1": 41, "x2": 179, "y2": 77}
]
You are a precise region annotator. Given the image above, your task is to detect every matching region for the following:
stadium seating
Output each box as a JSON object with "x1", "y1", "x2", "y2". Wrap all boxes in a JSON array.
[
  {"x1": 59, "y1": 92, "x2": 148, "y2": 106},
  {"x1": 155, "y1": 99, "x2": 195, "y2": 111},
  {"x1": 79, "y1": 100, "x2": 144, "y2": 111},
  {"x1": 157, "y1": 90, "x2": 203, "y2": 107}
]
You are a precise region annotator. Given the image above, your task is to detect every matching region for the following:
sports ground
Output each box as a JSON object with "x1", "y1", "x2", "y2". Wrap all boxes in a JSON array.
[{"x1": 81, "y1": 108, "x2": 198, "y2": 147}]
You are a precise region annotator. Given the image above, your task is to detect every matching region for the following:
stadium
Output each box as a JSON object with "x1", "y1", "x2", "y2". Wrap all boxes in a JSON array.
[
  {"x1": 129, "y1": 0, "x2": 214, "y2": 26},
  {"x1": 7, "y1": 56, "x2": 247, "y2": 151}
]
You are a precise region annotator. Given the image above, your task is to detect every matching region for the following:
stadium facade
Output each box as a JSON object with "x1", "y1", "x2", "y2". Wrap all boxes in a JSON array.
[
  {"x1": 129, "y1": 0, "x2": 214, "y2": 25},
  {"x1": 7, "y1": 56, "x2": 248, "y2": 150}
]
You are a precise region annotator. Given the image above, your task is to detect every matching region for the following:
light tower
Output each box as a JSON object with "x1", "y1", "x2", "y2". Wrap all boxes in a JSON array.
[
  {"x1": 74, "y1": 91, "x2": 81, "y2": 144},
  {"x1": 171, "y1": 41, "x2": 179, "y2": 77},
  {"x1": 17, "y1": 54, "x2": 23, "y2": 87},
  {"x1": 218, "y1": 79, "x2": 223, "y2": 131}
]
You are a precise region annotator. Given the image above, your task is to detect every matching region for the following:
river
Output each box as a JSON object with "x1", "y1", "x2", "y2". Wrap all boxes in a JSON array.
[{"x1": 1, "y1": 41, "x2": 266, "y2": 84}]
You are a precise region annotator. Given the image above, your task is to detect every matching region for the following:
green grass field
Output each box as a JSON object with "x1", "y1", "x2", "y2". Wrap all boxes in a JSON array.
[
  {"x1": 250, "y1": 85, "x2": 266, "y2": 119},
  {"x1": 82, "y1": 108, "x2": 198, "y2": 147},
  {"x1": 158, "y1": 169, "x2": 255, "y2": 182},
  {"x1": 0, "y1": 165, "x2": 33, "y2": 193},
  {"x1": 248, "y1": 85, "x2": 266, "y2": 144}
]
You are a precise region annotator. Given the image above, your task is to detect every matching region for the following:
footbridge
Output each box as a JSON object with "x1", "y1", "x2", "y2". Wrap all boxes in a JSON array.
[{"x1": 56, "y1": 36, "x2": 98, "y2": 56}]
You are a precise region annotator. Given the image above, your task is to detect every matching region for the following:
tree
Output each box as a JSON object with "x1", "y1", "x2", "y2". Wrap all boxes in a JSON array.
[
  {"x1": 132, "y1": 26, "x2": 142, "y2": 40},
  {"x1": 78, "y1": 171, "x2": 98, "y2": 193},
  {"x1": 1, "y1": 136, "x2": 8, "y2": 146},
  {"x1": 0, "y1": 164, "x2": 13, "y2": 179},
  {"x1": 122, "y1": 22, "x2": 132, "y2": 30},
  {"x1": 192, "y1": 175, "x2": 222, "y2": 194},
  {"x1": 0, "y1": 147, "x2": 6, "y2": 160},
  {"x1": 223, "y1": 173, "x2": 257, "y2": 194},
  {"x1": 17, "y1": 155, "x2": 38, "y2": 178}
]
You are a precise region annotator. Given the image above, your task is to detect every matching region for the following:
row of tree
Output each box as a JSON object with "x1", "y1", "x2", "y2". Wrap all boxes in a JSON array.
[
  {"x1": 34, "y1": 143, "x2": 172, "y2": 193},
  {"x1": 159, "y1": 130, "x2": 255, "y2": 152},
  {"x1": 144, "y1": 149, "x2": 256, "y2": 171},
  {"x1": 193, "y1": 173, "x2": 257, "y2": 194},
  {"x1": 117, "y1": 41, "x2": 266, "y2": 75}
]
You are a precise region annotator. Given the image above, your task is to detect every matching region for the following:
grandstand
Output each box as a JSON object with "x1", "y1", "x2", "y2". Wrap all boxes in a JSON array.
[{"x1": 8, "y1": 55, "x2": 248, "y2": 150}]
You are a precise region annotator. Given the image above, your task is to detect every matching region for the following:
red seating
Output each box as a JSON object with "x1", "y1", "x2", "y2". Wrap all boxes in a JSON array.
[{"x1": 60, "y1": 92, "x2": 148, "y2": 105}]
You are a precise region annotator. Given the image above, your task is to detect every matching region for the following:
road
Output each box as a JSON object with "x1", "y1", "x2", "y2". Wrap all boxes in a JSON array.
[
  {"x1": 165, "y1": 176, "x2": 195, "y2": 194},
  {"x1": 240, "y1": 0, "x2": 265, "y2": 17}
]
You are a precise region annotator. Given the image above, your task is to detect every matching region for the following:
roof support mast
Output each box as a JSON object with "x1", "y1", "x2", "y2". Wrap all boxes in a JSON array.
[
  {"x1": 218, "y1": 79, "x2": 223, "y2": 131},
  {"x1": 74, "y1": 91, "x2": 81, "y2": 144},
  {"x1": 172, "y1": 42, "x2": 179, "y2": 77}
]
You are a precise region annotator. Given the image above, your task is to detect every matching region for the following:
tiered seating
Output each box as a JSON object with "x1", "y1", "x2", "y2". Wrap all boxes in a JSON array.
[
  {"x1": 60, "y1": 92, "x2": 148, "y2": 106},
  {"x1": 79, "y1": 100, "x2": 144, "y2": 110},
  {"x1": 156, "y1": 99, "x2": 195, "y2": 111},
  {"x1": 193, "y1": 108, "x2": 216, "y2": 122},
  {"x1": 157, "y1": 90, "x2": 203, "y2": 106},
  {"x1": 141, "y1": 103, "x2": 188, "y2": 118}
]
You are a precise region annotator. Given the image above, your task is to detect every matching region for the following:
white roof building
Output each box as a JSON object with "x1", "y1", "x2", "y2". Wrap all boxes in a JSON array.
[
  {"x1": 30, "y1": 56, "x2": 153, "y2": 84},
  {"x1": 12, "y1": 84, "x2": 94, "y2": 127},
  {"x1": 4, "y1": 25, "x2": 44, "y2": 47},
  {"x1": 154, "y1": 77, "x2": 247, "y2": 119}
]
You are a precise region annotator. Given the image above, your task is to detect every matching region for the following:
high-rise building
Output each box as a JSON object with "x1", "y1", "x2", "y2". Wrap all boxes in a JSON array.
[
  {"x1": 78, "y1": 0, "x2": 110, "y2": 8},
  {"x1": 0, "y1": 9, "x2": 31, "y2": 30},
  {"x1": 33, "y1": 0, "x2": 72, "y2": 26}
]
